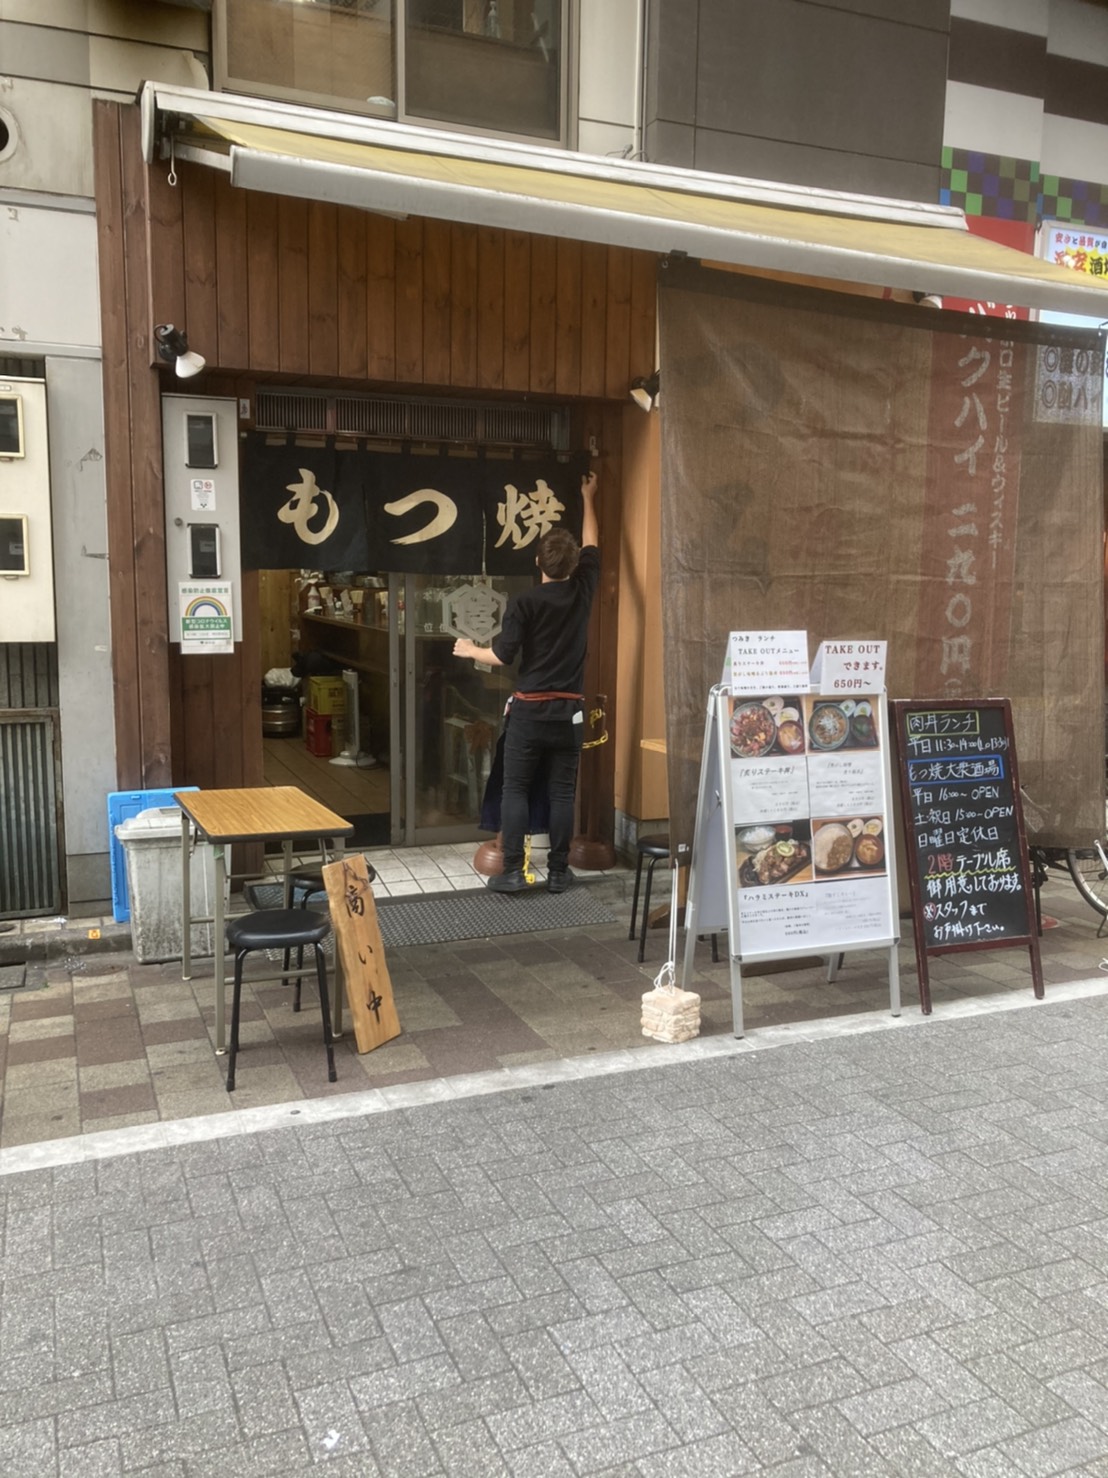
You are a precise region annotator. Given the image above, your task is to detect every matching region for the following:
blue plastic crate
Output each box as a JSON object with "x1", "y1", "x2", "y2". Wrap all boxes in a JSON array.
[{"x1": 108, "y1": 787, "x2": 198, "y2": 924}]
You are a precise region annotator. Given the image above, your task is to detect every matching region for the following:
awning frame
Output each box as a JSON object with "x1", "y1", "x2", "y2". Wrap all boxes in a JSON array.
[{"x1": 139, "y1": 82, "x2": 1108, "y2": 322}]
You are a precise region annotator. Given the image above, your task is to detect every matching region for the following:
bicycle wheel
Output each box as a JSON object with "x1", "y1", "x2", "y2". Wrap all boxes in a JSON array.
[{"x1": 1066, "y1": 843, "x2": 1108, "y2": 916}]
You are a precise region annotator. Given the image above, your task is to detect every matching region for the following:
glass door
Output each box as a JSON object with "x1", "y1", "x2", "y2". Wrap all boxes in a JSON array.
[{"x1": 390, "y1": 572, "x2": 530, "y2": 845}]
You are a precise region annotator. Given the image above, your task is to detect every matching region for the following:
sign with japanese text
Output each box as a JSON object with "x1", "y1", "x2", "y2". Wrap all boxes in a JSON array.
[
  {"x1": 918, "y1": 331, "x2": 1023, "y2": 698},
  {"x1": 681, "y1": 651, "x2": 901, "y2": 1035},
  {"x1": 322, "y1": 854, "x2": 401, "y2": 1054},
  {"x1": 810, "y1": 639, "x2": 887, "y2": 694},
  {"x1": 892, "y1": 698, "x2": 1043, "y2": 1012},
  {"x1": 728, "y1": 631, "x2": 810, "y2": 695},
  {"x1": 179, "y1": 581, "x2": 234, "y2": 655},
  {"x1": 240, "y1": 436, "x2": 587, "y2": 574}
]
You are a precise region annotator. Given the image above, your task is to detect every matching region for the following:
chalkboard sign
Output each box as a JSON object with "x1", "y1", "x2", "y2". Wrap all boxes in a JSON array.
[{"x1": 892, "y1": 699, "x2": 1043, "y2": 1013}]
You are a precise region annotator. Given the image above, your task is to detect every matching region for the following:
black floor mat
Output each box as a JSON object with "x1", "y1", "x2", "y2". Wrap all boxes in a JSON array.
[{"x1": 246, "y1": 880, "x2": 615, "y2": 948}]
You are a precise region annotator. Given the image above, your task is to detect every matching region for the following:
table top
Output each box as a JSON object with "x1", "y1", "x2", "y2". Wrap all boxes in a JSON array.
[{"x1": 174, "y1": 786, "x2": 354, "y2": 844}]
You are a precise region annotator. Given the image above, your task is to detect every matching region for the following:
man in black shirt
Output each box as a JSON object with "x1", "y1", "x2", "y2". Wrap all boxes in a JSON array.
[{"x1": 453, "y1": 471, "x2": 599, "y2": 893}]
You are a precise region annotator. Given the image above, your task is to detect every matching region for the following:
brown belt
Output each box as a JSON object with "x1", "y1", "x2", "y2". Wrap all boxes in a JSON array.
[{"x1": 512, "y1": 691, "x2": 584, "y2": 702}]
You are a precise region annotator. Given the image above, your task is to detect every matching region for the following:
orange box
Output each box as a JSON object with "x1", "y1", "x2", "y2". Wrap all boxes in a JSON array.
[{"x1": 305, "y1": 708, "x2": 333, "y2": 758}]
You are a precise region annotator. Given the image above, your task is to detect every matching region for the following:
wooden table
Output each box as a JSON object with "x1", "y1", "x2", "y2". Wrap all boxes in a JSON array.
[{"x1": 175, "y1": 787, "x2": 354, "y2": 1052}]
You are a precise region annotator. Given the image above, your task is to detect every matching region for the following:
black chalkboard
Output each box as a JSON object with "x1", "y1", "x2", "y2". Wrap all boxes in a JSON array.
[{"x1": 892, "y1": 699, "x2": 1043, "y2": 1013}]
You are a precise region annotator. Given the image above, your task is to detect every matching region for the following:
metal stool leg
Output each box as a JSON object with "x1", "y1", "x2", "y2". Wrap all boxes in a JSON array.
[
  {"x1": 638, "y1": 856, "x2": 660, "y2": 964},
  {"x1": 314, "y1": 942, "x2": 337, "y2": 1083},
  {"x1": 629, "y1": 852, "x2": 645, "y2": 941},
  {"x1": 226, "y1": 946, "x2": 247, "y2": 1092}
]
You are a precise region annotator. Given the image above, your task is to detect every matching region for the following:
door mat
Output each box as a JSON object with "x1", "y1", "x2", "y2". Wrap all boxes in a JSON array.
[
  {"x1": 246, "y1": 882, "x2": 615, "y2": 949},
  {"x1": 375, "y1": 887, "x2": 617, "y2": 947}
]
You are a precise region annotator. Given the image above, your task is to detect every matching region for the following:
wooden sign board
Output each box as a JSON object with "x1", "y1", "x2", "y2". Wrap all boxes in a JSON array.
[
  {"x1": 322, "y1": 856, "x2": 401, "y2": 1054},
  {"x1": 890, "y1": 698, "x2": 1043, "y2": 1013}
]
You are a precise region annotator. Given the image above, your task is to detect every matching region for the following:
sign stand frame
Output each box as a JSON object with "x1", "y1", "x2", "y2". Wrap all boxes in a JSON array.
[
  {"x1": 681, "y1": 683, "x2": 902, "y2": 1037},
  {"x1": 891, "y1": 697, "x2": 1044, "y2": 1013}
]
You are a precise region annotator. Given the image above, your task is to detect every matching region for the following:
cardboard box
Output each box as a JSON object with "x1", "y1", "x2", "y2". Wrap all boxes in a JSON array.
[
  {"x1": 305, "y1": 708, "x2": 333, "y2": 757},
  {"x1": 308, "y1": 676, "x2": 346, "y2": 716}
]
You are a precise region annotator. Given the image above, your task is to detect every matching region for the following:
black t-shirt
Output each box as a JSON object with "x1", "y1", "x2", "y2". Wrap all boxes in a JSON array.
[{"x1": 492, "y1": 547, "x2": 600, "y2": 720}]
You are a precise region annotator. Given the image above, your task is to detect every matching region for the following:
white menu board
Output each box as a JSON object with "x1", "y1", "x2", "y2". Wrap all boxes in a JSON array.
[
  {"x1": 728, "y1": 631, "x2": 810, "y2": 696},
  {"x1": 683, "y1": 652, "x2": 900, "y2": 1036}
]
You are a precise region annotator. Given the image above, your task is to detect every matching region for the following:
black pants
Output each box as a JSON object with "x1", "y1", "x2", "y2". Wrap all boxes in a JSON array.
[{"x1": 500, "y1": 714, "x2": 582, "y2": 874}]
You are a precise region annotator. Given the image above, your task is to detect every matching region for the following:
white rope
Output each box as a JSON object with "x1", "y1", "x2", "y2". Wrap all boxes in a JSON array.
[{"x1": 651, "y1": 858, "x2": 680, "y2": 993}]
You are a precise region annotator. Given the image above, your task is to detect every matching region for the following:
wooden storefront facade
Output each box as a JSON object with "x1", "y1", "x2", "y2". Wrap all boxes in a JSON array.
[{"x1": 92, "y1": 99, "x2": 659, "y2": 852}]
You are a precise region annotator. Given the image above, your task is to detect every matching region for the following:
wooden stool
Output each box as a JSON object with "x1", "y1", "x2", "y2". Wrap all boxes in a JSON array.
[
  {"x1": 629, "y1": 834, "x2": 671, "y2": 963},
  {"x1": 225, "y1": 909, "x2": 336, "y2": 1092}
]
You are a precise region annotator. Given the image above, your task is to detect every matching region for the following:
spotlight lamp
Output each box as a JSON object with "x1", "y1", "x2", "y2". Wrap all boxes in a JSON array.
[
  {"x1": 912, "y1": 291, "x2": 943, "y2": 309},
  {"x1": 630, "y1": 371, "x2": 660, "y2": 411},
  {"x1": 154, "y1": 323, "x2": 206, "y2": 379}
]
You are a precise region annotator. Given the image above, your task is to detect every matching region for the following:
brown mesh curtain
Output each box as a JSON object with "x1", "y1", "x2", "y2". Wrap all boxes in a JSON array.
[{"x1": 659, "y1": 261, "x2": 1105, "y2": 851}]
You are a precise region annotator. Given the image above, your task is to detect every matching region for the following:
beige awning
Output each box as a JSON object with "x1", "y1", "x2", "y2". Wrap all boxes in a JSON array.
[{"x1": 143, "y1": 82, "x2": 1108, "y2": 318}]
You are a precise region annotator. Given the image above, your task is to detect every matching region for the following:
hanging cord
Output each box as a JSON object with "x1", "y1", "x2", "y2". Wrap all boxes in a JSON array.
[
  {"x1": 167, "y1": 135, "x2": 178, "y2": 188},
  {"x1": 651, "y1": 858, "x2": 681, "y2": 993}
]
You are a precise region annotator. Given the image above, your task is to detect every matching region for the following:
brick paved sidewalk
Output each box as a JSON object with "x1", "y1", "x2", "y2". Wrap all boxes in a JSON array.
[
  {"x1": 8, "y1": 992, "x2": 1108, "y2": 1474},
  {"x1": 2, "y1": 871, "x2": 1108, "y2": 1150}
]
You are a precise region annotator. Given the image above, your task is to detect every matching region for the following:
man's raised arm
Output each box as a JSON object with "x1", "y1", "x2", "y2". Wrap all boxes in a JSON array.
[{"x1": 581, "y1": 470, "x2": 599, "y2": 549}]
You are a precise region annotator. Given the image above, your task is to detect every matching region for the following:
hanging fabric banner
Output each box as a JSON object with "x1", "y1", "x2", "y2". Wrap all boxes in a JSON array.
[
  {"x1": 366, "y1": 453, "x2": 485, "y2": 573},
  {"x1": 239, "y1": 438, "x2": 370, "y2": 570},
  {"x1": 241, "y1": 438, "x2": 587, "y2": 576},
  {"x1": 481, "y1": 453, "x2": 590, "y2": 575}
]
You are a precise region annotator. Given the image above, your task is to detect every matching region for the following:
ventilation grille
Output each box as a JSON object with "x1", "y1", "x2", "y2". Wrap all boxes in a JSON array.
[
  {"x1": 256, "y1": 390, "x2": 565, "y2": 449},
  {"x1": 255, "y1": 390, "x2": 329, "y2": 432},
  {"x1": 0, "y1": 357, "x2": 46, "y2": 382},
  {"x1": 0, "y1": 645, "x2": 59, "y2": 709},
  {"x1": 0, "y1": 710, "x2": 64, "y2": 918}
]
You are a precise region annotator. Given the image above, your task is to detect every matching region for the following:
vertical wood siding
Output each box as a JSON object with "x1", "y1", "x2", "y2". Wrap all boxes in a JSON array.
[{"x1": 95, "y1": 100, "x2": 655, "y2": 809}]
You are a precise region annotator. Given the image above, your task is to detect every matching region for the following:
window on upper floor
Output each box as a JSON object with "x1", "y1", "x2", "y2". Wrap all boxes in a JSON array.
[{"x1": 214, "y1": 0, "x2": 567, "y2": 144}]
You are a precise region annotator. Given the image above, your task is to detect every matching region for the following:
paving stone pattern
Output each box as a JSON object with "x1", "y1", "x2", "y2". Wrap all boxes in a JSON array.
[{"x1": 9, "y1": 996, "x2": 1108, "y2": 1473}]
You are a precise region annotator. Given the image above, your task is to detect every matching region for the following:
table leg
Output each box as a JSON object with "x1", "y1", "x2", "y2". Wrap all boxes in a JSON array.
[
  {"x1": 282, "y1": 840, "x2": 292, "y2": 906},
  {"x1": 181, "y1": 811, "x2": 192, "y2": 982},
  {"x1": 331, "y1": 835, "x2": 345, "y2": 1038},
  {"x1": 214, "y1": 841, "x2": 227, "y2": 1054}
]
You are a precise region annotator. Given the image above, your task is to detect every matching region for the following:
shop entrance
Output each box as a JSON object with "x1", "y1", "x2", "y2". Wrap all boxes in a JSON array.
[{"x1": 259, "y1": 563, "x2": 532, "y2": 849}]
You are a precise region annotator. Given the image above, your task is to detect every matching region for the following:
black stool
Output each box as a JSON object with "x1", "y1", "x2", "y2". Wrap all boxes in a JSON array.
[
  {"x1": 225, "y1": 909, "x2": 336, "y2": 1092},
  {"x1": 629, "y1": 835, "x2": 671, "y2": 963},
  {"x1": 281, "y1": 860, "x2": 376, "y2": 1010}
]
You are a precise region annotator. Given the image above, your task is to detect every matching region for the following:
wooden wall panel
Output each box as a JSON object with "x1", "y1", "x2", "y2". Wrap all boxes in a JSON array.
[
  {"x1": 246, "y1": 192, "x2": 280, "y2": 371},
  {"x1": 422, "y1": 220, "x2": 452, "y2": 388},
  {"x1": 579, "y1": 242, "x2": 609, "y2": 401},
  {"x1": 366, "y1": 216, "x2": 397, "y2": 381},
  {"x1": 394, "y1": 218, "x2": 424, "y2": 383},
  {"x1": 502, "y1": 232, "x2": 531, "y2": 390},
  {"x1": 555, "y1": 238, "x2": 583, "y2": 397},
  {"x1": 476, "y1": 228, "x2": 505, "y2": 390},
  {"x1": 449, "y1": 222, "x2": 478, "y2": 387},
  {"x1": 604, "y1": 250, "x2": 633, "y2": 400},
  {"x1": 308, "y1": 203, "x2": 339, "y2": 378},
  {"x1": 529, "y1": 235, "x2": 557, "y2": 394},
  {"x1": 153, "y1": 160, "x2": 658, "y2": 397},
  {"x1": 146, "y1": 162, "x2": 186, "y2": 351},
  {"x1": 214, "y1": 174, "x2": 249, "y2": 370},
  {"x1": 337, "y1": 210, "x2": 368, "y2": 381},
  {"x1": 278, "y1": 198, "x2": 310, "y2": 372},
  {"x1": 182, "y1": 163, "x2": 218, "y2": 370}
]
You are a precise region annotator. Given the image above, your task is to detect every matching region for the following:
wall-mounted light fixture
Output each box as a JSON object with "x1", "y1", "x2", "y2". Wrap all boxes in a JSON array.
[
  {"x1": 154, "y1": 324, "x2": 206, "y2": 379},
  {"x1": 912, "y1": 291, "x2": 943, "y2": 310},
  {"x1": 630, "y1": 371, "x2": 660, "y2": 412}
]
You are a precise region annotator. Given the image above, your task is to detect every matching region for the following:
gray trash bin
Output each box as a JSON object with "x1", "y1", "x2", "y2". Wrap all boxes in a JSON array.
[{"x1": 114, "y1": 807, "x2": 219, "y2": 963}]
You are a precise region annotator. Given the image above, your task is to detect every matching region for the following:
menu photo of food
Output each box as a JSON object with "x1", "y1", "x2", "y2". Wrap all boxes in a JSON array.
[
  {"x1": 803, "y1": 697, "x2": 880, "y2": 753},
  {"x1": 729, "y1": 696, "x2": 807, "y2": 759},
  {"x1": 736, "y1": 820, "x2": 813, "y2": 889},
  {"x1": 811, "y1": 816, "x2": 887, "y2": 879}
]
